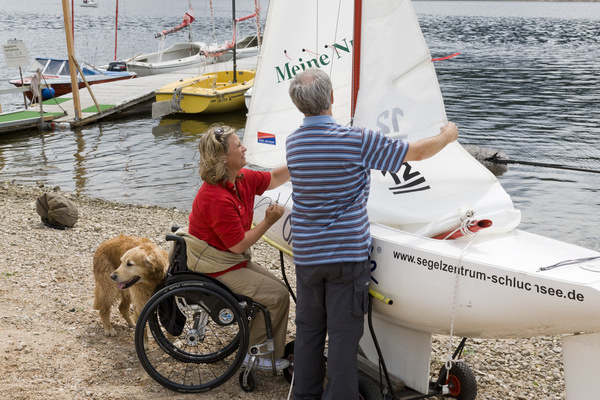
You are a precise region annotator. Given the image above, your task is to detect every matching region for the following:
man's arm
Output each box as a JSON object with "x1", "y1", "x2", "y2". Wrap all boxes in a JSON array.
[{"x1": 404, "y1": 121, "x2": 458, "y2": 162}]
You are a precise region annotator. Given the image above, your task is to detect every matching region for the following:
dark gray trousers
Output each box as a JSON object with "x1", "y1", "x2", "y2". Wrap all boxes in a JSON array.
[{"x1": 293, "y1": 260, "x2": 371, "y2": 400}]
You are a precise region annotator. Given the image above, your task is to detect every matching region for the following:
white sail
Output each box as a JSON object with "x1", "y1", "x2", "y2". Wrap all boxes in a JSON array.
[
  {"x1": 244, "y1": 0, "x2": 520, "y2": 233},
  {"x1": 245, "y1": 0, "x2": 354, "y2": 167}
]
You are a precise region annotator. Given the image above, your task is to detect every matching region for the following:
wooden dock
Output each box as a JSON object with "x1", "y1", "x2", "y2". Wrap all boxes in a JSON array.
[{"x1": 0, "y1": 57, "x2": 257, "y2": 133}]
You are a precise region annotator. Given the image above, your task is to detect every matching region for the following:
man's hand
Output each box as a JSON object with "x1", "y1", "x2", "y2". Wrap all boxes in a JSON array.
[
  {"x1": 404, "y1": 121, "x2": 459, "y2": 162},
  {"x1": 440, "y1": 121, "x2": 459, "y2": 144}
]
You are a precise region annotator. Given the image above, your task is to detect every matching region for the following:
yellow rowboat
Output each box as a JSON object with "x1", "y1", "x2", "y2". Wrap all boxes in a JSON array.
[{"x1": 153, "y1": 70, "x2": 255, "y2": 117}]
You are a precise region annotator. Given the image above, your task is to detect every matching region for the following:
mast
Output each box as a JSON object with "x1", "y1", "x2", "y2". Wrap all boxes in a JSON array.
[
  {"x1": 114, "y1": 0, "x2": 119, "y2": 61},
  {"x1": 61, "y1": 0, "x2": 82, "y2": 120},
  {"x1": 188, "y1": 0, "x2": 193, "y2": 42},
  {"x1": 232, "y1": 0, "x2": 237, "y2": 83},
  {"x1": 351, "y1": 0, "x2": 362, "y2": 121},
  {"x1": 71, "y1": 0, "x2": 74, "y2": 42}
]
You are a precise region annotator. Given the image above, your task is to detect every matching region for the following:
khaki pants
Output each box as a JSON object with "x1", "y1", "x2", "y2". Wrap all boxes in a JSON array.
[{"x1": 215, "y1": 261, "x2": 290, "y2": 359}]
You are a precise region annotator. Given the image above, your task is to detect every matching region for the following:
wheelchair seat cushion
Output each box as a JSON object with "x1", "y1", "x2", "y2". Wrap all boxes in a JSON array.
[{"x1": 171, "y1": 227, "x2": 251, "y2": 274}]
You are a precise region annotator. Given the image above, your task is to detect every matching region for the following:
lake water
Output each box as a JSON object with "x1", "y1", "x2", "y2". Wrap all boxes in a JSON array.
[{"x1": 0, "y1": 1, "x2": 599, "y2": 252}]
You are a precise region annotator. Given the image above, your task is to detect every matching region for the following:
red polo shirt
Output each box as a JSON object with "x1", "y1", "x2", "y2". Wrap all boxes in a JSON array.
[{"x1": 188, "y1": 168, "x2": 271, "y2": 276}]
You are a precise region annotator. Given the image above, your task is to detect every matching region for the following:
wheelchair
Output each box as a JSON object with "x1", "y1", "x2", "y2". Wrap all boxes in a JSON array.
[{"x1": 134, "y1": 227, "x2": 292, "y2": 393}]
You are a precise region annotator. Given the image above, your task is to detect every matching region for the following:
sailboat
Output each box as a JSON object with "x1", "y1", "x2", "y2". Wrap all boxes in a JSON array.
[
  {"x1": 151, "y1": 0, "x2": 258, "y2": 117},
  {"x1": 154, "y1": 69, "x2": 255, "y2": 115},
  {"x1": 9, "y1": 57, "x2": 136, "y2": 101},
  {"x1": 80, "y1": 0, "x2": 98, "y2": 7},
  {"x1": 125, "y1": 6, "x2": 219, "y2": 76},
  {"x1": 243, "y1": 1, "x2": 600, "y2": 399}
]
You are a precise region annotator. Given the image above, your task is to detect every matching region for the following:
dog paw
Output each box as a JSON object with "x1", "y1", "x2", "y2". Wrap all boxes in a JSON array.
[{"x1": 104, "y1": 328, "x2": 118, "y2": 337}]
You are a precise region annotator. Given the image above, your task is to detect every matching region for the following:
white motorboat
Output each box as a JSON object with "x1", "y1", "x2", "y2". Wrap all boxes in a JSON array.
[
  {"x1": 126, "y1": 41, "x2": 218, "y2": 77},
  {"x1": 80, "y1": 0, "x2": 98, "y2": 8},
  {"x1": 9, "y1": 57, "x2": 136, "y2": 101}
]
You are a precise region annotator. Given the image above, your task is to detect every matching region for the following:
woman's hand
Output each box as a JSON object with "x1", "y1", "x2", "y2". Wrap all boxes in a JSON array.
[
  {"x1": 265, "y1": 204, "x2": 285, "y2": 225},
  {"x1": 229, "y1": 204, "x2": 285, "y2": 254}
]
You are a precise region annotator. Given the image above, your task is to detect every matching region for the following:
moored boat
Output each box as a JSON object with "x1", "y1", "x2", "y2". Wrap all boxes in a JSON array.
[
  {"x1": 151, "y1": 0, "x2": 259, "y2": 117},
  {"x1": 9, "y1": 57, "x2": 136, "y2": 101},
  {"x1": 80, "y1": 0, "x2": 98, "y2": 7},
  {"x1": 125, "y1": 41, "x2": 219, "y2": 77},
  {"x1": 207, "y1": 35, "x2": 261, "y2": 63},
  {"x1": 154, "y1": 70, "x2": 255, "y2": 115}
]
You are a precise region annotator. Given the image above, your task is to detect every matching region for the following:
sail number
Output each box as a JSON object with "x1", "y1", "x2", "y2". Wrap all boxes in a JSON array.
[{"x1": 377, "y1": 107, "x2": 404, "y2": 135}]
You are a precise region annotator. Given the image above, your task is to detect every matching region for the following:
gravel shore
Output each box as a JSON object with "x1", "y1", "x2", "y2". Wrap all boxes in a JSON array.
[{"x1": 0, "y1": 181, "x2": 565, "y2": 399}]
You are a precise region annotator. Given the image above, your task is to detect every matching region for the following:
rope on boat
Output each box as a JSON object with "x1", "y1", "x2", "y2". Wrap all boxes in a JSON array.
[
  {"x1": 438, "y1": 217, "x2": 478, "y2": 240},
  {"x1": 465, "y1": 145, "x2": 600, "y2": 176},
  {"x1": 445, "y1": 232, "x2": 479, "y2": 378},
  {"x1": 538, "y1": 255, "x2": 600, "y2": 272},
  {"x1": 286, "y1": 371, "x2": 295, "y2": 400},
  {"x1": 490, "y1": 156, "x2": 600, "y2": 175},
  {"x1": 432, "y1": 52, "x2": 461, "y2": 62}
]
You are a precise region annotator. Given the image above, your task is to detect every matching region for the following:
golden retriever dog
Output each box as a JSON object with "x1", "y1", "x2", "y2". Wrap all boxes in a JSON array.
[{"x1": 92, "y1": 235, "x2": 168, "y2": 336}]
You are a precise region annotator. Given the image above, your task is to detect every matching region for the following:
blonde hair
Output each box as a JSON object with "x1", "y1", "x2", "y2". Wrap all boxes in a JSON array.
[{"x1": 198, "y1": 124, "x2": 236, "y2": 185}]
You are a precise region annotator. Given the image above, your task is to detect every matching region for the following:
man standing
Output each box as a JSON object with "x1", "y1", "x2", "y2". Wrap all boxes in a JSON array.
[{"x1": 286, "y1": 67, "x2": 458, "y2": 400}]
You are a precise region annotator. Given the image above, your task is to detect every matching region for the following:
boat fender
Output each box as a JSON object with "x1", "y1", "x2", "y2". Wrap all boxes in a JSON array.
[
  {"x1": 41, "y1": 87, "x2": 56, "y2": 100},
  {"x1": 432, "y1": 219, "x2": 493, "y2": 240},
  {"x1": 50, "y1": 122, "x2": 71, "y2": 131}
]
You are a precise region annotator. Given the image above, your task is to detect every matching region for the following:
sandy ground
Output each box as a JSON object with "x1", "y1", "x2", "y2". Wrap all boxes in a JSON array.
[{"x1": 0, "y1": 182, "x2": 565, "y2": 400}]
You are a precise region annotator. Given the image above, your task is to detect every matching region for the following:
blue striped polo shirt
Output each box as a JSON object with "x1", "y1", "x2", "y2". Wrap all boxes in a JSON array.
[{"x1": 286, "y1": 115, "x2": 409, "y2": 266}]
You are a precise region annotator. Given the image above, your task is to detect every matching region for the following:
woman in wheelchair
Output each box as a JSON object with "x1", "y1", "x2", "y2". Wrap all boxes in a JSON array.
[{"x1": 187, "y1": 123, "x2": 291, "y2": 371}]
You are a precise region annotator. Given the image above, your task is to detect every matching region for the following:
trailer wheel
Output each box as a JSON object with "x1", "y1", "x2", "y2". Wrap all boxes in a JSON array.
[
  {"x1": 438, "y1": 361, "x2": 477, "y2": 400},
  {"x1": 358, "y1": 370, "x2": 382, "y2": 400}
]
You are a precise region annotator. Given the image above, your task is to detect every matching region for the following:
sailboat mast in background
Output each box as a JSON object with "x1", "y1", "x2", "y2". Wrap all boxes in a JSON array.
[
  {"x1": 232, "y1": 0, "x2": 237, "y2": 83},
  {"x1": 61, "y1": 0, "x2": 82, "y2": 120},
  {"x1": 351, "y1": 0, "x2": 362, "y2": 120}
]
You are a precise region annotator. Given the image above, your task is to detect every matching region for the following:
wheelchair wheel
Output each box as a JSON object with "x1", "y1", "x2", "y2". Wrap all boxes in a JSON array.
[
  {"x1": 135, "y1": 280, "x2": 249, "y2": 393},
  {"x1": 239, "y1": 369, "x2": 258, "y2": 392}
]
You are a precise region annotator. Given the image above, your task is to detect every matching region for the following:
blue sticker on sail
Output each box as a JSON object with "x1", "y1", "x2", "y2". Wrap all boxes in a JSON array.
[{"x1": 258, "y1": 131, "x2": 276, "y2": 145}]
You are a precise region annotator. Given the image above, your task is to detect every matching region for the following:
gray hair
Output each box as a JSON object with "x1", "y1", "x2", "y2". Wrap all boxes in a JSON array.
[
  {"x1": 198, "y1": 123, "x2": 236, "y2": 185},
  {"x1": 288, "y1": 68, "x2": 332, "y2": 116}
]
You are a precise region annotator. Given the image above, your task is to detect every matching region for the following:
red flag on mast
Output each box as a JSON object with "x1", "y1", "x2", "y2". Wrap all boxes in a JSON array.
[{"x1": 155, "y1": 8, "x2": 195, "y2": 38}]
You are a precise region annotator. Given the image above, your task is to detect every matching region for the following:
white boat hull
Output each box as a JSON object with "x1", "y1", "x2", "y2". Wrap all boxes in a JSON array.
[
  {"x1": 369, "y1": 224, "x2": 600, "y2": 339},
  {"x1": 126, "y1": 38, "x2": 259, "y2": 77},
  {"x1": 126, "y1": 42, "x2": 217, "y2": 76},
  {"x1": 254, "y1": 182, "x2": 600, "y2": 394},
  {"x1": 127, "y1": 55, "x2": 213, "y2": 76},
  {"x1": 257, "y1": 182, "x2": 600, "y2": 338}
]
